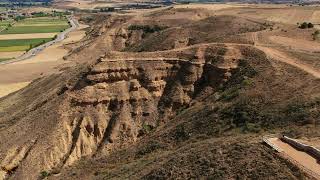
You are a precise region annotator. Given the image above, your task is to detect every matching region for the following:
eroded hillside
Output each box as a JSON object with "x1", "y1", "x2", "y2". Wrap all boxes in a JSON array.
[{"x1": 0, "y1": 5, "x2": 320, "y2": 180}]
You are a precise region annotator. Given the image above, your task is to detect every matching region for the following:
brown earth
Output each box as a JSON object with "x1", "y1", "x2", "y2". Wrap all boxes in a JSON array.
[
  {"x1": 0, "y1": 51, "x2": 24, "y2": 59},
  {"x1": 0, "y1": 33, "x2": 57, "y2": 40},
  {"x1": 0, "y1": 4, "x2": 320, "y2": 180}
]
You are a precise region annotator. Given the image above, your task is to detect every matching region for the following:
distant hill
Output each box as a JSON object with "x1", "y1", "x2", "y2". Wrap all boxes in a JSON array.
[{"x1": 0, "y1": 0, "x2": 51, "y2": 2}]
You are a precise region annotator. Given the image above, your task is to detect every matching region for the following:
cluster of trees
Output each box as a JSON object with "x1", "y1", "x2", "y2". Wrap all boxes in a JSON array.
[
  {"x1": 14, "y1": 15, "x2": 25, "y2": 21},
  {"x1": 128, "y1": 24, "x2": 168, "y2": 33},
  {"x1": 0, "y1": 1, "x2": 51, "y2": 7},
  {"x1": 99, "y1": 7, "x2": 115, "y2": 12},
  {"x1": 298, "y1": 22, "x2": 314, "y2": 29}
]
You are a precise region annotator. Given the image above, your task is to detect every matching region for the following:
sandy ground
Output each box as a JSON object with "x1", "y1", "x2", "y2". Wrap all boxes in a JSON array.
[
  {"x1": 0, "y1": 51, "x2": 24, "y2": 58},
  {"x1": 269, "y1": 138, "x2": 320, "y2": 178},
  {"x1": 0, "y1": 24, "x2": 87, "y2": 98},
  {"x1": 0, "y1": 33, "x2": 57, "y2": 40}
]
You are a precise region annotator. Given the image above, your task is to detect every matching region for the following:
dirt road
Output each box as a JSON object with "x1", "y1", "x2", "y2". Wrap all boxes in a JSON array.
[
  {"x1": 247, "y1": 30, "x2": 320, "y2": 79},
  {"x1": 269, "y1": 138, "x2": 320, "y2": 179},
  {"x1": 257, "y1": 46, "x2": 320, "y2": 79}
]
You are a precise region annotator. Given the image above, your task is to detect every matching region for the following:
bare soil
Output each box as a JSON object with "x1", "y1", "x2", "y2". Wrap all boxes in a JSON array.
[
  {"x1": 0, "y1": 33, "x2": 57, "y2": 40},
  {"x1": 0, "y1": 51, "x2": 24, "y2": 58}
]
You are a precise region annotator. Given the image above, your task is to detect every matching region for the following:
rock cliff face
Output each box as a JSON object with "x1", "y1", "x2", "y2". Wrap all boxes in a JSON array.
[
  {"x1": 57, "y1": 53, "x2": 236, "y2": 167},
  {"x1": 0, "y1": 39, "x2": 245, "y2": 179}
]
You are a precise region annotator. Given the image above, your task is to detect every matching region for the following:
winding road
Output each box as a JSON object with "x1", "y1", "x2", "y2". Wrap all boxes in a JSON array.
[{"x1": 0, "y1": 16, "x2": 79, "y2": 65}]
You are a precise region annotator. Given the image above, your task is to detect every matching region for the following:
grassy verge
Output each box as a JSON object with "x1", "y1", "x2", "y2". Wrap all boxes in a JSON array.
[
  {"x1": 0, "y1": 57, "x2": 14, "y2": 62},
  {"x1": 15, "y1": 18, "x2": 69, "y2": 26}
]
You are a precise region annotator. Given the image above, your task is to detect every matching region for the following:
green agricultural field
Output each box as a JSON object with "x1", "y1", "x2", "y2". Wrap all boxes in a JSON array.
[
  {"x1": 0, "y1": 20, "x2": 12, "y2": 29},
  {"x1": 0, "y1": 38, "x2": 52, "y2": 52},
  {"x1": 0, "y1": 46, "x2": 29, "y2": 52},
  {"x1": 0, "y1": 17, "x2": 69, "y2": 53},
  {"x1": 0, "y1": 25, "x2": 70, "y2": 34},
  {"x1": 0, "y1": 17, "x2": 70, "y2": 34},
  {"x1": 0, "y1": 21, "x2": 10, "y2": 26},
  {"x1": 15, "y1": 17, "x2": 69, "y2": 26}
]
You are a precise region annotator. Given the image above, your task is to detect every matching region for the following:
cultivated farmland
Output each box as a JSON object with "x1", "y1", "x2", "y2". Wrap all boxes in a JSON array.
[
  {"x1": 0, "y1": 38, "x2": 53, "y2": 52},
  {"x1": 0, "y1": 20, "x2": 12, "y2": 31},
  {"x1": 0, "y1": 17, "x2": 69, "y2": 34},
  {"x1": 0, "y1": 25, "x2": 69, "y2": 34},
  {"x1": 0, "y1": 16, "x2": 70, "y2": 60}
]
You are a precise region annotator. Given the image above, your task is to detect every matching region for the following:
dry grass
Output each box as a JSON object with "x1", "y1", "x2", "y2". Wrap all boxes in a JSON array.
[{"x1": 269, "y1": 36, "x2": 320, "y2": 52}]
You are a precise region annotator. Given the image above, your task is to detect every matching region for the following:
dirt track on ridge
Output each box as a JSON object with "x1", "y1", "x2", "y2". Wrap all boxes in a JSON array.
[
  {"x1": 257, "y1": 46, "x2": 320, "y2": 79},
  {"x1": 269, "y1": 138, "x2": 320, "y2": 179}
]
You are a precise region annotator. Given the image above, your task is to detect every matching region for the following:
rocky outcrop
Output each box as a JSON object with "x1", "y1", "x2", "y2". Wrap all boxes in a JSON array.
[
  {"x1": 55, "y1": 54, "x2": 239, "y2": 168},
  {"x1": 0, "y1": 44, "x2": 243, "y2": 179}
]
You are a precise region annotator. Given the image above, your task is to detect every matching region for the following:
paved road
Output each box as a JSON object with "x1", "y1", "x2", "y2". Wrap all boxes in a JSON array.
[{"x1": 0, "y1": 16, "x2": 79, "y2": 65}]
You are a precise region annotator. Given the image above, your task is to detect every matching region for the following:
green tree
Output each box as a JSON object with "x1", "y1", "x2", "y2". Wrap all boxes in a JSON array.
[{"x1": 299, "y1": 22, "x2": 308, "y2": 29}]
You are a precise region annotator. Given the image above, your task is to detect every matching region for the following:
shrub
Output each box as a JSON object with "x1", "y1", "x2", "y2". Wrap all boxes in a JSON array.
[
  {"x1": 299, "y1": 22, "x2": 308, "y2": 29},
  {"x1": 40, "y1": 171, "x2": 49, "y2": 179},
  {"x1": 137, "y1": 123, "x2": 154, "y2": 137},
  {"x1": 285, "y1": 102, "x2": 309, "y2": 124},
  {"x1": 219, "y1": 87, "x2": 240, "y2": 101},
  {"x1": 299, "y1": 22, "x2": 314, "y2": 29},
  {"x1": 143, "y1": 123, "x2": 153, "y2": 133},
  {"x1": 174, "y1": 124, "x2": 190, "y2": 142},
  {"x1": 242, "y1": 122, "x2": 261, "y2": 133},
  {"x1": 80, "y1": 16, "x2": 94, "y2": 23},
  {"x1": 241, "y1": 78, "x2": 254, "y2": 86},
  {"x1": 128, "y1": 24, "x2": 168, "y2": 34},
  {"x1": 136, "y1": 140, "x2": 163, "y2": 157},
  {"x1": 312, "y1": 30, "x2": 320, "y2": 40},
  {"x1": 308, "y1": 22, "x2": 314, "y2": 28}
]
